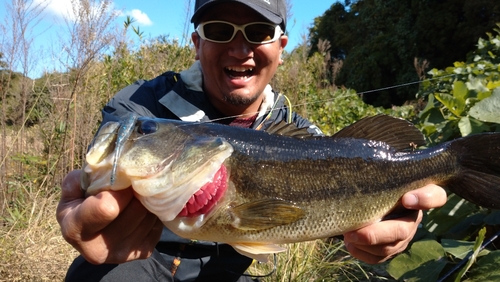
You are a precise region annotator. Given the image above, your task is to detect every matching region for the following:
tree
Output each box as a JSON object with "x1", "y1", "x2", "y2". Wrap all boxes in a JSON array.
[{"x1": 309, "y1": 0, "x2": 500, "y2": 107}]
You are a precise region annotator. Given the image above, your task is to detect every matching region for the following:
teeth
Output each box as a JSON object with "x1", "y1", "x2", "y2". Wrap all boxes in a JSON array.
[{"x1": 226, "y1": 67, "x2": 253, "y2": 72}]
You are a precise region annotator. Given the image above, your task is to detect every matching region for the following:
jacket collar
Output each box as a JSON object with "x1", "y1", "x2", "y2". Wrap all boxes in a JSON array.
[{"x1": 159, "y1": 61, "x2": 276, "y2": 123}]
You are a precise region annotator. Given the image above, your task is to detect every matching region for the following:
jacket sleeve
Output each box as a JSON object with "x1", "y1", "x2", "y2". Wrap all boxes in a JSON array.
[
  {"x1": 100, "y1": 72, "x2": 177, "y2": 124},
  {"x1": 101, "y1": 81, "x2": 153, "y2": 124}
]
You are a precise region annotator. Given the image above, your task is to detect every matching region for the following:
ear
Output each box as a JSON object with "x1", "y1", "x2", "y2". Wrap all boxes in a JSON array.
[
  {"x1": 278, "y1": 35, "x2": 288, "y2": 64},
  {"x1": 192, "y1": 32, "x2": 201, "y2": 60},
  {"x1": 279, "y1": 35, "x2": 288, "y2": 50}
]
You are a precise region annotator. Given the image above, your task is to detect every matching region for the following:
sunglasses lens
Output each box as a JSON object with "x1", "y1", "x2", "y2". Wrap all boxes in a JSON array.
[
  {"x1": 199, "y1": 21, "x2": 279, "y2": 44},
  {"x1": 203, "y1": 22, "x2": 235, "y2": 42},
  {"x1": 245, "y1": 23, "x2": 276, "y2": 43}
]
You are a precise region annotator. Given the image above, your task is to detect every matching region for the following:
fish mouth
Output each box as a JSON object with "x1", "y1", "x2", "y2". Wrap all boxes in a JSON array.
[{"x1": 177, "y1": 165, "x2": 227, "y2": 217}]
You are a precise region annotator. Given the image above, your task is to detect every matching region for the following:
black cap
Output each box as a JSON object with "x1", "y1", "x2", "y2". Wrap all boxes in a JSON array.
[{"x1": 191, "y1": 0, "x2": 287, "y2": 31}]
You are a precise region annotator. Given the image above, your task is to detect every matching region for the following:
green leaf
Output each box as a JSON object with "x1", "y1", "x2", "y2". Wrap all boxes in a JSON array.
[
  {"x1": 483, "y1": 210, "x2": 500, "y2": 225},
  {"x1": 466, "y1": 76, "x2": 490, "y2": 93},
  {"x1": 453, "y1": 80, "x2": 469, "y2": 101},
  {"x1": 455, "y1": 228, "x2": 486, "y2": 281},
  {"x1": 469, "y1": 88, "x2": 500, "y2": 123},
  {"x1": 424, "y1": 194, "x2": 480, "y2": 237},
  {"x1": 458, "y1": 116, "x2": 490, "y2": 136},
  {"x1": 463, "y1": 251, "x2": 500, "y2": 281},
  {"x1": 442, "y1": 239, "x2": 489, "y2": 260},
  {"x1": 459, "y1": 116, "x2": 472, "y2": 136},
  {"x1": 387, "y1": 240, "x2": 447, "y2": 281},
  {"x1": 435, "y1": 93, "x2": 464, "y2": 117}
]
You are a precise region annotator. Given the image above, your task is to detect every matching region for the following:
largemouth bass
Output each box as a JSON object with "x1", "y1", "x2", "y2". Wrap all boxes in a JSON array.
[{"x1": 81, "y1": 115, "x2": 500, "y2": 261}]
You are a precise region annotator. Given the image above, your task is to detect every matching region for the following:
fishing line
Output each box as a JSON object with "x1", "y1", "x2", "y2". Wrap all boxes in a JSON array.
[
  {"x1": 437, "y1": 228, "x2": 500, "y2": 282},
  {"x1": 176, "y1": 72, "x2": 457, "y2": 126}
]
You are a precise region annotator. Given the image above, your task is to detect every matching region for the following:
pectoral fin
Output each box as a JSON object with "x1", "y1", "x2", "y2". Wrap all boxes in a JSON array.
[
  {"x1": 231, "y1": 242, "x2": 286, "y2": 262},
  {"x1": 229, "y1": 199, "x2": 305, "y2": 230}
]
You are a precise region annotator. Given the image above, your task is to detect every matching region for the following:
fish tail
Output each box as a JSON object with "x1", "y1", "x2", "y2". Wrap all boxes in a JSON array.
[{"x1": 446, "y1": 132, "x2": 500, "y2": 209}]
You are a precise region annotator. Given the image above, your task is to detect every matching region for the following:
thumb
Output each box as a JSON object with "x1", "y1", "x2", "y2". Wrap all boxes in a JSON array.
[{"x1": 402, "y1": 184, "x2": 447, "y2": 210}]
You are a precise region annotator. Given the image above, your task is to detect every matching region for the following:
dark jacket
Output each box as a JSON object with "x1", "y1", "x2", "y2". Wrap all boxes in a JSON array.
[{"x1": 95, "y1": 62, "x2": 322, "y2": 281}]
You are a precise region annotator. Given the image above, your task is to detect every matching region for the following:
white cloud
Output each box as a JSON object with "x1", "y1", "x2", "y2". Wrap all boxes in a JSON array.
[
  {"x1": 34, "y1": 0, "x2": 73, "y2": 20},
  {"x1": 121, "y1": 9, "x2": 153, "y2": 26},
  {"x1": 34, "y1": 0, "x2": 119, "y2": 22}
]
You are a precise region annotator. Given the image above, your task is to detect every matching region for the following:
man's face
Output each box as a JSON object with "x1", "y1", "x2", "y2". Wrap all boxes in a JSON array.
[{"x1": 192, "y1": 2, "x2": 288, "y2": 116}]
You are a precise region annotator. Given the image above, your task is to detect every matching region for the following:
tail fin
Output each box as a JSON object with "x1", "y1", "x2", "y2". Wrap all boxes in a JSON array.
[{"x1": 446, "y1": 132, "x2": 500, "y2": 209}]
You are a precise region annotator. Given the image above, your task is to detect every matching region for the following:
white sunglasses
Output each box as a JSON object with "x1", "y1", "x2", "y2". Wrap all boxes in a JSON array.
[{"x1": 196, "y1": 21, "x2": 283, "y2": 44}]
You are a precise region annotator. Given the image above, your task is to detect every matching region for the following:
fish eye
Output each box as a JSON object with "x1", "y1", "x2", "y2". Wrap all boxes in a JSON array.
[{"x1": 138, "y1": 120, "x2": 158, "y2": 135}]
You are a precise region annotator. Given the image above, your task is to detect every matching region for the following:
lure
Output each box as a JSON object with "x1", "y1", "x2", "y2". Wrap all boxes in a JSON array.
[{"x1": 110, "y1": 113, "x2": 138, "y2": 185}]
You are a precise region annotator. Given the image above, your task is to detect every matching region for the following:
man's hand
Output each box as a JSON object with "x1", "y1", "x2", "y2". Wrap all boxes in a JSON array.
[
  {"x1": 56, "y1": 170, "x2": 164, "y2": 264},
  {"x1": 343, "y1": 184, "x2": 447, "y2": 264}
]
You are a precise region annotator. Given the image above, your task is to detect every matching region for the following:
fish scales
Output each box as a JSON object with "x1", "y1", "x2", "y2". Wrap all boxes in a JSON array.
[
  {"x1": 172, "y1": 147, "x2": 457, "y2": 242},
  {"x1": 82, "y1": 115, "x2": 500, "y2": 261}
]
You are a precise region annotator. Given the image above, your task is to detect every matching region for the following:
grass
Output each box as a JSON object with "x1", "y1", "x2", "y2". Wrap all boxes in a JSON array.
[
  {"x1": 247, "y1": 239, "x2": 393, "y2": 282},
  {"x1": 0, "y1": 189, "x2": 78, "y2": 281},
  {"x1": 0, "y1": 186, "x2": 392, "y2": 281}
]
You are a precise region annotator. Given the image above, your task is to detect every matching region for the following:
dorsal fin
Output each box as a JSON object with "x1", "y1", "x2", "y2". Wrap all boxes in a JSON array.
[
  {"x1": 332, "y1": 115, "x2": 425, "y2": 150},
  {"x1": 264, "y1": 121, "x2": 313, "y2": 139}
]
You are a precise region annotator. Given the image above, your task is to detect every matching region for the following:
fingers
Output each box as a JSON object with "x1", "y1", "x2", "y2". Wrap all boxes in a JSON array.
[
  {"x1": 344, "y1": 211, "x2": 422, "y2": 264},
  {"x1": 60, "y1": 169, "x2": 85, "y2": 200},
  {"x1": 343, "y1": 185, "x2": 447, "y2": 264},
  {"x1": 57, "y1": 170, "x2": 162, "y2": 265},
  {"x1": 402, "y1": 184, "x2": 447, "y2": 210},
  {"x1": 76, "y1": 190, "x2": 134, "y2": 236},
  {"x1": 99, "y1": 196, "x2": 163, "y2": 263}
]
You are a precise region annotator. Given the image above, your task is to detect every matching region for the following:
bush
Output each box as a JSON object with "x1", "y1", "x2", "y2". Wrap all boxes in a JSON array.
[
  {"x1": 416, "y1": 23, "x2": 500, "y2": 145},
  {"x1": 386, "y1": 23, "x2": 500, "y2": 282}
]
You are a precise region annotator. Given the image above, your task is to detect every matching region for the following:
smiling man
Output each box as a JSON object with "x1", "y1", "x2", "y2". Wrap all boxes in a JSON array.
[{"x1": 57, "y1": 0, "x2": 447, "y2": 281}]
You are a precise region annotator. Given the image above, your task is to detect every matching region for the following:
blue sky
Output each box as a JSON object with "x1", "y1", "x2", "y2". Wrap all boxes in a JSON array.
[
  {"x1": 111, "y1": 0, "x2": 334, "y2": 50},
  {"x1": 0, "y1": 0, "x2": 335, "y2": 78}
]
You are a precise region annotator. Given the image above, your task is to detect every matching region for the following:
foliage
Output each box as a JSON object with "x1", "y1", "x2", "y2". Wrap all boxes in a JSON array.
[
  {"x1": 0, "y1": 52, "x2": 7, "y2": 69},
  {"x1": 101, "y1": 36, "x2": 195, "y2": 96},
  {"x1": 1, "y1": 0, "x2": 499, "y2": 281},
  {"x1": 416, "y1": 23, "x2": 500, "y2": 145},
  {"x1": 309, "y1": 0, "x2": 500, "y2": 107},
  {"x1": 275, "y1": 41, "x2": 417, "y2": 134},
  {"x1": 306, "y1": 88, "x2": 416, "y2": 135},
  {"x1": 385, "y1": 24, "x2": 500, "y2": 281}
]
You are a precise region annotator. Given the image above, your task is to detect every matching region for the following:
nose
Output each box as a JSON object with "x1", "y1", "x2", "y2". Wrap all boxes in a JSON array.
[{"x1": 227, "y1": 31, "x2": 253, "y2": 59}]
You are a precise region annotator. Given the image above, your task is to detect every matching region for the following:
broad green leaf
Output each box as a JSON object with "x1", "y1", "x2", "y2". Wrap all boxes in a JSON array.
[
  {"x1": 435, "y1": 93, "x2": 464, "y2": 117},
  {"x1": 419, "y1": 94, "x2": 436, "y2": 116},
  {"x1": 459, "y1": 117, "x2": 472, "y2": 136},
  {"x1": 466, "y1": 76, "x2": 490, "y2": 93},
  {"x1": 458, "y1": 117, "x2": 490, "y2": 136},
  {"x1": 453, "y1": 80, "x2": 469, "y2": 100},
  {"x1": 469, "y1": 88, "x2": 500, "y2": 123},
  {"x1": 446, "y1": 213, "x2": 487, "y2": 239},
  {"x1": 486, "y1": 80, "x2": 500, "y2": 90},
  {"x1": 483, "y1": 210, "x2": 500, "y2": 225},
  {"x1": 463, "y1": 251, "x2": 500, "y2": 282},
  {"x1": 387, "y1": 240, "x2": 447, "y2": 281},
  {"x1": 442, "y1": 239, "x2": 474, "y2": 260},
  {"x1": 424, "y1": 194, "x2": 479, "y2": 236},
  {"x1": 477, "y1": 91, "x2": 492, "y2": 100},
  {"x1": 442, "y1": 239, "x2": 489, "y2": 260}
]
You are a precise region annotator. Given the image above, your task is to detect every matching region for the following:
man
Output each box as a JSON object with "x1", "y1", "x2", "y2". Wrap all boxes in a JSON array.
[{"x1": 57, "y1": 0, "x2": 447, "y2": 281}]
